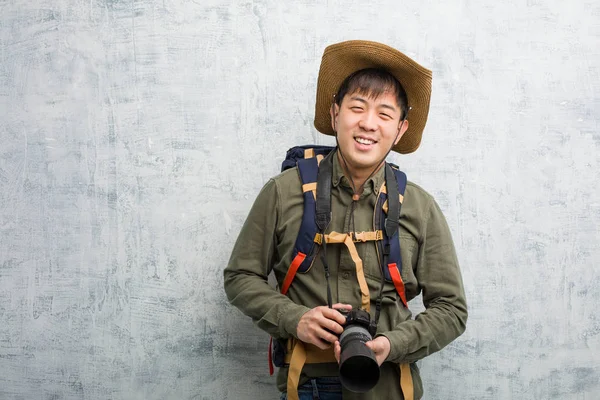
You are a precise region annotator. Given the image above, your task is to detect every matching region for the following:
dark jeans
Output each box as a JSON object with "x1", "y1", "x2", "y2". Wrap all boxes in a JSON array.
[{"x1": 279, "y1": 377, "x2": 342, "y2": 400}]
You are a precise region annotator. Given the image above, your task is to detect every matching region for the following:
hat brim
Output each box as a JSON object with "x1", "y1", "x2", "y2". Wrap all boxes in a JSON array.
[{"x1": 314, "y1": 40, "x2": 432, "y2": 154}]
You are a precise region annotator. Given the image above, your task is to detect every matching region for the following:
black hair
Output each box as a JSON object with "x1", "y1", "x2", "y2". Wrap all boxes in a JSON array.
[{"x1": 335, "y1": 68, "x2": 409, "y2": 119}]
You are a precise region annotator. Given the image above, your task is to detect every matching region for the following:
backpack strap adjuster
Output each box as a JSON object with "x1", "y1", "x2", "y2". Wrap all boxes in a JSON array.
[{"x1": 353, "y1": 230, "x2": 383, "y2": 242}]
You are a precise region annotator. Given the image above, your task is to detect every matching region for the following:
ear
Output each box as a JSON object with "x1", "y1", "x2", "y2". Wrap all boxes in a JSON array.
[
  {"x1": 394, "y1": 119, "x2": 409, "y2": 145},
  {"x1": 330, "y1": 103, "x2": 340, "y2": 132}
]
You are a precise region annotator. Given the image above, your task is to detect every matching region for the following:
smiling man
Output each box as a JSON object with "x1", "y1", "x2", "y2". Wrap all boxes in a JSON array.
[
  {"x1": 224, "y1": 41, "x2": 468, "y2": 400},
  {"x1": 330, "y1": 68, "x2": 409, "y2": 188}
]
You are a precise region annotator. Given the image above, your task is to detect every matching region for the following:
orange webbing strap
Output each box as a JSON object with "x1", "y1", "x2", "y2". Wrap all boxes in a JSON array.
[
  {"x1": 325, "y1": 231, "x2": 370, "y2": 312},
  {"x1": 379, "y1": 184, "x2": 405, "y2": 203},
  {"x1": 400, "y1": 363, "x2": 414, "y2": 400},
  {"x1": 380, "y1": 184, "x2": 404, "y2": 215},
  {"x1": 388, "y1": 263, "x2": 408, "y2": 307},
  {"x1": 286, "y1": 340, "x2": 306, "y2": 400},
  {"x1": 302, "y1": 182, "x2": 317, "y2": 200},
  {"x1": 281, "y1": 252, "x2": 307, "y2": 295},
  {"x1": 285, "y1": 339, "x2": 336, "y2": 400},
  {"x1": 313, "y1": 231, "x2": 383, "y2": 245},
  {"x1": 284, "y1": 339, "x2": 337, "y2": 364},
  {"x1": 270, "y1": 252, "x2": 308, "y2": 376},
  {"x1": 302, "y1": 148, "x2": 325, "y2": 165}
]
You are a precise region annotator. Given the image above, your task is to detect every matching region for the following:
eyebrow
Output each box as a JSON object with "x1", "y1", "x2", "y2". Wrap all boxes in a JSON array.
[{"x1": 349, "y1": 96, "x2": 398, "y2": 113}]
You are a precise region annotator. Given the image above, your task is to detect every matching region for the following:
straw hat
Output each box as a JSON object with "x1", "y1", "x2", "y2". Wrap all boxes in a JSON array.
[{"x1": 314, "y1": 40, "x2": 432, "y2": 154}]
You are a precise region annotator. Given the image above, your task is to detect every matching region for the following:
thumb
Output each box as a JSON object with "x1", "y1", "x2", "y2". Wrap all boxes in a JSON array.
[{"x1": 365, "y1": 339, "x2": 383, "y2": 352}]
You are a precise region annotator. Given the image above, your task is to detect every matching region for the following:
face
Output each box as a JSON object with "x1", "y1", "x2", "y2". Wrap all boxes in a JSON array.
[{"x1": 330, "y1": 90, "x2": 409, "y2": 176}]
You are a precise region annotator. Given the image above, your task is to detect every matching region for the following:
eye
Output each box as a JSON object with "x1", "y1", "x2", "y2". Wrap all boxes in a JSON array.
[
  {"x1": 350, "y1": 106, "x2": 363, "y2": 112},
  {"x1": 380, "y1": 113, "x2": 392, "y2": 119}
]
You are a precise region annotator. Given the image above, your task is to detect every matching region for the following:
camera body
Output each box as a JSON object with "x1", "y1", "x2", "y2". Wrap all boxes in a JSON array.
[{"x1": 339, "y1": 308, "x2": 377, "y2": 338}]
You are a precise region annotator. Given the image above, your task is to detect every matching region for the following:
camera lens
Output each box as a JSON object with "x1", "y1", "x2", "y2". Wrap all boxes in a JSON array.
[{"x1": 338, "y1": 325, "x2": 380, "y2": 392}]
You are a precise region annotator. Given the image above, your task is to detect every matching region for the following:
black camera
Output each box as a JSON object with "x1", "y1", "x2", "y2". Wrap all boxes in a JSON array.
[{"x1": 338, "y1": 309, "x2": 380, "y2": 393}]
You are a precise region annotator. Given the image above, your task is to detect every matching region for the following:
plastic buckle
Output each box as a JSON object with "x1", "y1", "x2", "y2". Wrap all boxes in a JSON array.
[
  {"x1": 313, "y1": 233, "x2": 323, "y2": 245},
  {"x1": 353, "y1": 232, "x2": 366, "y2": 242}
]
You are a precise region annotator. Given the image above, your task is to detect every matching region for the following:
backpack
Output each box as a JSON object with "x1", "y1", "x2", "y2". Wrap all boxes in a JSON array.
[{"x1": 278, "y1": 145, "x2": 409, "y2": 306}]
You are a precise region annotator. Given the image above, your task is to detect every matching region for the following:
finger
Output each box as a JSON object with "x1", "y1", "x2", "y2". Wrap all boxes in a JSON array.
[
  {"x1": 316, "y1": 326, "x2": 340, "y2": 345},
  {"x1": 332, "y1": 303, "x2": 353, "y2": 311},
  {"x1": 366, "y1": 338, "x2": 390, "y2": 365},
  {"x1": 301, "y1": 324, "x2": 337, "y2": 349},
  {"x1": 365, "y1": 342, "x2": 383, "y2": 365},
  {"x1": 366, "y1": 341, "x2": 385, "y2": 359},
  {"x1": 367, "y1": 340, "x2": 386, "y2": 352},
  {"x1": 365, "y1": 340, "x2": 377, "y2": 350},
  {"x1": 312, "y1": 340, "x2": 330, "y2": 350},
  {"x1": 321, "y1": 317, "x2": 344, "y2": 335},
  {"x1": 323, "y1": 307, "x2": 351, "y2": 325},
  {"x1": 334, "y1": 340, "x2": 341, "y2": 363},
  {"x1": 365, "y1": 341, "x2": 376, "y2": 353},
  {"x1": 306, "y1": 331, "x2": 332, "y2": 350}
]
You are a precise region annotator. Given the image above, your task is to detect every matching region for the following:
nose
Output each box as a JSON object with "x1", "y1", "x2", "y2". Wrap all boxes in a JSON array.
[{"x1": 358, "y1": 111, "x2": 377, "y2": 131}]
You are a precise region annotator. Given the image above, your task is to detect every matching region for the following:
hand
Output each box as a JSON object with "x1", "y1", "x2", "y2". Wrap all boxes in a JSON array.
[
  {"x1": 334, "y1": 335, "x2": 391, "y2": 366},
  {"x1": 297, "y1": 303, "x2": 352, "y2": 350},
  {"x1": 366, "y1": 336, "x2": 391, "y2": 365}
]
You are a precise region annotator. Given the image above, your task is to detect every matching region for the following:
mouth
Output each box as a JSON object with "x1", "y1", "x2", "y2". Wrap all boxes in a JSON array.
[{"x1": 354, "y1": 136, "x2": 377, "y2": 146}]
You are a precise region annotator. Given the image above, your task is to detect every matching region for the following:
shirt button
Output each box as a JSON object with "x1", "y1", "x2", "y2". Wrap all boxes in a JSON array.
[{"x1": 342, "y1": 272, "x2": 350, "y2": 279}]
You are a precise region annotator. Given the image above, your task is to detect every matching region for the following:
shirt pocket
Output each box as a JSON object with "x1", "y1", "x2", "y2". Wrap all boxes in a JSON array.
[
  {"x1": 360, "y1": 234, "x2": 419, "y2": 304},
  {"x1": 399, "y1": 233, "x2": 419, "y2": 300}
]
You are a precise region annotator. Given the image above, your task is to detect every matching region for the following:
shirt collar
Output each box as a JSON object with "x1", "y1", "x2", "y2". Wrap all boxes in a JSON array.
[{"x1": 331, "y1": 149, "x2": 386, "y2": 195}]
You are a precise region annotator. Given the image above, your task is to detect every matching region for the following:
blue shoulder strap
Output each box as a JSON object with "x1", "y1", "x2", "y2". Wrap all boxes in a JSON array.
[
  {"x1": 378, "y1": 163, "x2": 407, "y2": 280},
  {"x1": 280, "y1": 145, "x2": 335, "y2": 276},
  {"x1": 291, "y1": 157, "x2": 320, "y2": 273},
  {"x1": 374, "y1": 163, "x2": 409, "y2": 306}
]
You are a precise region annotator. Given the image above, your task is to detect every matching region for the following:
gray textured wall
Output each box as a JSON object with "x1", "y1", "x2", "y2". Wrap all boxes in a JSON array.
[{"x1": 1, "y1": 0, "x2": 599, "y2": 399}]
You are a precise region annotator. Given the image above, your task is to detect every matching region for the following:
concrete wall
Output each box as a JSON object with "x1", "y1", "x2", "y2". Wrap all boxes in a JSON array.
[{"x1": 1, "y1": 0, "x2": 599, "y2": 399}]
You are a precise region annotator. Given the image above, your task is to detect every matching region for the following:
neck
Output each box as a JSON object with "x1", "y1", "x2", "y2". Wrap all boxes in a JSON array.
[{"x1": 336, "y1": 152, "x2": 384, "y2": 194}]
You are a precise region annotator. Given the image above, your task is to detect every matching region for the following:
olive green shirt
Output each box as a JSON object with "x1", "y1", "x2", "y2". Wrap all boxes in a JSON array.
[{"x1": 224, "y1": 154, "x2": 467, "y2": 399}]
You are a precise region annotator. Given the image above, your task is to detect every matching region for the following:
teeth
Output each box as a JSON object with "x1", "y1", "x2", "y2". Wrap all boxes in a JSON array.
[{"x1": 356, "y1": 137, "x2": 375, "y2": 145}]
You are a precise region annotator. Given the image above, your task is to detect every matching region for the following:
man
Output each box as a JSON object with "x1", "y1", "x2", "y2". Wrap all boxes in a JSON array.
[{"x1": 224, "y1": 40, "x2": 467, "y2": 400}]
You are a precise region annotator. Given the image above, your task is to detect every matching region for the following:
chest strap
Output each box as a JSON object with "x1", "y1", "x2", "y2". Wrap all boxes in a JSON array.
[
  {"x1": 320, "y1": 231, "x2": 371, "y2": 311},
  {"x1": 314, "y1": 230, "x2": 383, "y2": 244}
]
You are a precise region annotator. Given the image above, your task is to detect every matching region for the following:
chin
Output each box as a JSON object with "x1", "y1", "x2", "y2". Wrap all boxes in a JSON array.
[{"x1": 349, "y1": 157, "x2": 380, "y2": 170}]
